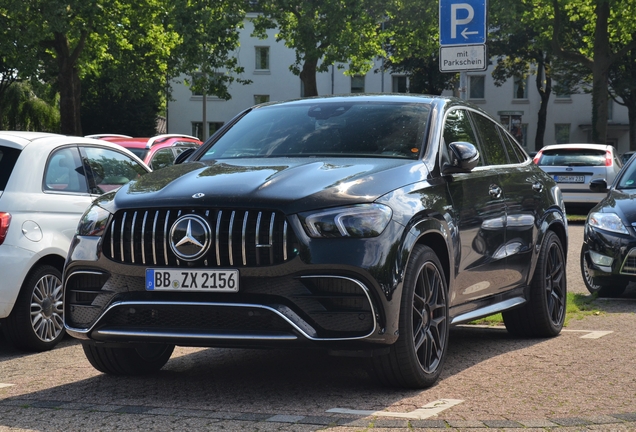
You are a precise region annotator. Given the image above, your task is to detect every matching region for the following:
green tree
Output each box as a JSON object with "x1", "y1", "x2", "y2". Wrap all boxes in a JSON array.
[
  {"x1": 382, "y1": 0, "x2": 456, "y2": 95},
  {"x1": 609, "y1": 39, "x2": 636, "y2": 150},
  {"x1": 1, "y1": 0, "x2": 247, "y2": 136},
  {"x1": 252, "y1": 0, "x2": 389, "y2": 97},
  {"x1": 551, "y1": 0, "x2": 636, "y2": 144},
  {"x1": 0, "y1": 81, "x2": 59, "y2": 131},
  {"x1": 488, "y1": 0, "x2": 556, "y2": 149}
]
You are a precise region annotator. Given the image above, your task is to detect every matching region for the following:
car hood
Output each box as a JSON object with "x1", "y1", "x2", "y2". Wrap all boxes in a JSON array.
[
  {"x1": 113, "y1": 158, "x2": 428, "y2": 214},
  {"x1": 598, "y1": 189, "x2": 636, "y2": 222}
]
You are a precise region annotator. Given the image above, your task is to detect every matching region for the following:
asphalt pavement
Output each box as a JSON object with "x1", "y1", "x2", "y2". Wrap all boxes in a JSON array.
[{"x1": 1, "y1": 222, "x2": 636, "y2": 431}]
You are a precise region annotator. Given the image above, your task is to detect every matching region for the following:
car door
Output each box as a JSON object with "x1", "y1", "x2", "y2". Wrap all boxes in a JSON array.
[
  {"x1": 470, "y1": 112, "x2": 540, "y2": 290},
  {"x1": 442, "y1": 107, "x2": 508, "y2": 306}
]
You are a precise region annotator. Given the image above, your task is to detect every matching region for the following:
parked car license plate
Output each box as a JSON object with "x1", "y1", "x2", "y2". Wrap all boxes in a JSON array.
[
  {"x1": 146, "y1": 269, "x2": 239, "y2": 292},
  {"x1": 555, "y1": 175, "x2": 584, "y2": 183}
]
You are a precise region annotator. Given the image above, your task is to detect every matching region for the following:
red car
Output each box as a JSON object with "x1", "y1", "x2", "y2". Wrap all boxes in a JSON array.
[{"x1": 87, "y1": 134, "x2": 202, "y2": 170}]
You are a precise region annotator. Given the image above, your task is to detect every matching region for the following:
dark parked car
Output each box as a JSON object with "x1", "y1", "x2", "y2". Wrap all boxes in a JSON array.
[
  {"x1": 580, "y1": 155, "x2": 636, "y2": 297},
  {"x1": 64, "y1": 95, "x2": 568, "y2": 388}
]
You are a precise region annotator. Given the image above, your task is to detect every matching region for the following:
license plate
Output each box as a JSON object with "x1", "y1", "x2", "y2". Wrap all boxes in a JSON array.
[
  {"x1": 146, "y1": 269, "x2": 239, "y2": 292},
  {"x1": 555, "y1": 175, "x2": 584, "y2": 183}
]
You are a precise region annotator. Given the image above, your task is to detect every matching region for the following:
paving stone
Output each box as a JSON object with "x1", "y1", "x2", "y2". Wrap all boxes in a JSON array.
[
  {"x1": 114, "y1": 405, "x2": 154, "y2": 414},
  {"x1": 516, "y1": 419, "x2": 559, "y2": 428},
  {"x1": 409, "y1": 419, "x2": 448, "y2": 428},
  {"x1": 481, "y1": 419, "x2": 523, "y2": 428},
  {"x1": 266, "y1": 414, "x2": 305, "y2": 423},
  {"x1": 549, "y1": 417, "x2": 592, "y2": 426},
  {"x1": 446, "y1": 419, "x2": 487, "y2": 428}
]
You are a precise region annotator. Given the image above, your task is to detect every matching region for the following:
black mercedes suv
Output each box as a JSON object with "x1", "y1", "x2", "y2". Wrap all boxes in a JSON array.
[{"x1": 64, "y1": 94, "x2": 568, "y2": 388}]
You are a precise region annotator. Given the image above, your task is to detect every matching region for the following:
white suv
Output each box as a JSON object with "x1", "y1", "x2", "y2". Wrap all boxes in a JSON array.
[{"x1": 0, "y1": 131, "x2": 150, "y2": 351}]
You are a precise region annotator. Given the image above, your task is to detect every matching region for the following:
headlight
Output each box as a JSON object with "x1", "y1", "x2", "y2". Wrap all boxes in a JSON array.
[
  {"x1": 299, "y1": 204, "x2": 392, "y2": 238},
  {"x1": 588, "y1": 212, "x2": 629, "y2": 235},
  {"x1": 77, "y1": 204, "x2": 112, "y2": 236}
]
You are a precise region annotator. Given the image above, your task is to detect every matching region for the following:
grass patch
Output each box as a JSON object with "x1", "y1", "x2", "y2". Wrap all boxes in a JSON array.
[
  {"x1": 468, "y1": 292, "x2": 601, "y2": 327},
  {"x1": 567, "y1": 213, "x2": 587, "y2": 223}
]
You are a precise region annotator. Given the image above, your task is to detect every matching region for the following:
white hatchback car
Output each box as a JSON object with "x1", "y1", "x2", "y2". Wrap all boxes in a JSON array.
[
  {"x1": 534, "y1": 143, "x2": 623, "y2": 207},
  {"x1": 0, "y1": 131, "x2": 150, "y2": 351}
]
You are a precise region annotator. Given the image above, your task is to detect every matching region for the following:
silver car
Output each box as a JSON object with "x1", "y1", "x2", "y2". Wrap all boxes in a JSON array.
[{"x1": 534, "y1": 143, "x2": 622, "y2": 206}]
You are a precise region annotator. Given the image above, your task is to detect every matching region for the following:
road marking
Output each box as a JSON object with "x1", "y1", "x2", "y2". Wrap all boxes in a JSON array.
[
  {"x1": 561, "y1": 329, "x2": 613, "y2": 339},
  {"x1": 327, "y1": 398, "x2": 464, "y2": 420},
  {"x1": 0, "y1": 383, "x2": 15, "y2": 388},
  {"x1": 457, "y1": 325, "x2": 613, "y2": 339}
]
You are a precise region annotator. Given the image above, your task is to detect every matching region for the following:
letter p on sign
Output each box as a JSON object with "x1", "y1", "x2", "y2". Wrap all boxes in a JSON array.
[{"x1": 451, "y1": 4, "x2": 474, "y2": 39}]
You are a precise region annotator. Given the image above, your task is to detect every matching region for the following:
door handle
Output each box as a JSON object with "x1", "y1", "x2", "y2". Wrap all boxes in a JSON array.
[
  {"x1": 532, "y1": 182, "x2": 544, "y2": 193},
  {"x1": 489, "y1": 184, "x2": 502, "y2": 198}
]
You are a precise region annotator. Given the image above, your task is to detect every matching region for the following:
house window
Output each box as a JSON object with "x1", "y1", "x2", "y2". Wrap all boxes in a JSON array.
[
  {"x1": 392, "y1": 76, "x2": 407, "y2": 93},
  {"x1": 469, "y1": 75, "x2": 485, "y2": 99},
  {"x1": 192, "y1": 122, "x2": 224, "y2": 141},
  {"x1": 254, "y1": 95, "x2": 270, "y2": 105},
  {"x1": 513, "y1": 76, "x2": 528, "y2": 99},
  {"x1": 351, "y1": 75, "x2": 365, "y2": 93},
  {"x1": 190, "y1": 72, "x2": 223, "y2": 97},
  {"x1": 555, "y1": 123, "x2": 570, "y2": 144},
  {"x1": 255, "y1": 46, "x2": 270, "y2": 71}
]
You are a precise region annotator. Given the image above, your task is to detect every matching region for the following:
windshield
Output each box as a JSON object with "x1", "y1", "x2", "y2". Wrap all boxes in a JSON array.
[
  {"x1": 617, "y1": 158, "x2": 636, "y2": 189},
  {"x1": 199, "y1": 101, "x2": 431, "y2": 160}
]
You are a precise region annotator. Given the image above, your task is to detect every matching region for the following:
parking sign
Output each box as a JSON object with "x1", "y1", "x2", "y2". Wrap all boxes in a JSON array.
[{"x1": 439, "y1": 0, "x2": 487, "y2": 46}]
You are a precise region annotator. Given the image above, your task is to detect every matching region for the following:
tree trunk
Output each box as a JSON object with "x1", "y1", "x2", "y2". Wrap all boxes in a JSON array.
[
  {"x1": 591, "y1": 1, "x2": 611, "y2": 144},
  {"x1": 534, "y1": 56, "x2": 551, "y2": 150},
  {"x1": 53, "y1": 32, "x2": 84, "y2": 135},
  {"x1": 300, "y1": 58, "x2": 319, "y2": 97}
]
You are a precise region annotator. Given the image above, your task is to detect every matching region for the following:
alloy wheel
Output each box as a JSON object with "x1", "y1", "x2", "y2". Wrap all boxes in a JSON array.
[{"x1": 30, "y1": 274, "x2": 64, "y2": 342}]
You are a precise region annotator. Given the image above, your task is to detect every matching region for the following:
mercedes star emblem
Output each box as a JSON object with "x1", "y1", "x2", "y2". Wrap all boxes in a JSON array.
[{"x1": 169, "y1": 214, "x2": 211, "y2": 261}]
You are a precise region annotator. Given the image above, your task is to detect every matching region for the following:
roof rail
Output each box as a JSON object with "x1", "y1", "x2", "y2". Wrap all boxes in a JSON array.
[
  {"x1": 146, "y1": 134, "x2": 200, "y2": 149},
  {"x1": 85, "y1": 134, "x2": 133, "y2": 139}
]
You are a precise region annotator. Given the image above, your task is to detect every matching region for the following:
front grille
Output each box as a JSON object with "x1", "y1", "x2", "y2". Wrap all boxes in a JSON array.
[
  {"x1": 102, "y1": 208, "x2": 297, "y2": 267},
  {"x1": 621, "y1": 248, "x2": 636, "y2": 275}
]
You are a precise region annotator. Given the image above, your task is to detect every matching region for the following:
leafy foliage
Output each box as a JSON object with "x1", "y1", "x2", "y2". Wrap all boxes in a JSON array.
[{"x1": 252, "y1": 0, "x2": 389, "y2": 96}]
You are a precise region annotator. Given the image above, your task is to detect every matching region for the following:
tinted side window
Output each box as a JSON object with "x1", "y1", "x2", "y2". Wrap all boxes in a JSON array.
[
  {"x1": 44, "y1": 147, "x2": 87, "y2": 193},
  {"x1": 471, "y1": 113, "x2": 508, "y2": 166},
  {"x1": 443, "y1": 108, "x2": 483, "y2": 166},
  {"x1": 0, "y1": 146, "x2": 21, "y2": 191},
  {"x1": 81, "y1": 147, "x2": 147, "y2": 194},
  {"x1": 500, "y1": 128, "x2": 525, "y2": 164}
]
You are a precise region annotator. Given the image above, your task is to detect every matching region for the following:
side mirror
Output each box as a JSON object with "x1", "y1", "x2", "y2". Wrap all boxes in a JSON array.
[
  {"x1": 442, "y1": 142, "x2": 480, "y2": 174},
  {"x1": 589, "y1": 178, "x2": 608, "y2": 193},
  {"x1": 174, "y1": 148, "x2": 196, "y2": 165}
]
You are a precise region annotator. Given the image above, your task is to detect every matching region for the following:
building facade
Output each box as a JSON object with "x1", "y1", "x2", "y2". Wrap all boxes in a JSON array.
[{"x1": 167, "y1": 14, "x2": 631, "y2": 154}]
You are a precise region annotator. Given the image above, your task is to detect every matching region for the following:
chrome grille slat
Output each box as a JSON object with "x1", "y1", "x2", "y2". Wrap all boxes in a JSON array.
[
  {"x1": 216, "y1": 210, "x2": 222, "y2": 266},
  {"x1": 229, "y1": 211, "x2": 236, "y2": 266},
  {"x1": 163, "y1": 210, "x2": 170, "y2": 265},
  {"x1": 130, "y1": 212, "x2": 137, "y2": 264},
  {"x1": 241, "y1": 211, "x2": 248, "y2": 266},
  {"x1": 103, "y1": 208, "x2": 294, "y2": 268},
  {"x1": 141, "y1": 211, "x2": 148, "y2": 265}
]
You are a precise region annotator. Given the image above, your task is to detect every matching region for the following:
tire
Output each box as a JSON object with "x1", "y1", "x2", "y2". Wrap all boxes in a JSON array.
[
  {"x1": 2, "y1": 264, "x2": 65, "y2": 352},
  {"x1": 503, "y1": 231, "x2": 566, "y2": 337},
  {"x1": 370, "y1": 245, "x2": 449, "y2": 389},
  {"x1": 580, "y1": 244, "x2": 627, "y2": 298},
  {"x1": 83, "y1": 343, "x2": 175, "y2": 375}
]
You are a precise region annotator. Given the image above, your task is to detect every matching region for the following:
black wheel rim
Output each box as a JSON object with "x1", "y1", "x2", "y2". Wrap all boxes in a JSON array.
[
  {"x1": 412, "y1": 261, "x2": 447, "y2": 374},
  {"x1": 581, "y1": 249, "x2": 600, "y2": 291},
  {"x1": 545, "y1": 242, "x2": 566, "y2": 325}
]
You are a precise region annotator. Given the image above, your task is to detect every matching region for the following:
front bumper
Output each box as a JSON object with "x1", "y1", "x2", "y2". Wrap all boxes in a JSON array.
[
  {"x1": 63, "y1": 221, "x2": 405, "y2": 349},
  {"x1": 583, "y1": 224, "x2": 636, "y2": 284}
]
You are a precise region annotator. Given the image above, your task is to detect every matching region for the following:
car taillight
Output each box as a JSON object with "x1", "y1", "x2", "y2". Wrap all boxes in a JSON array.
[
  {"x1": 0, "y1": 212, "x2": 11, "y2": 246},
  {"x1": 605, "y1": 150, "x2": 612, "y2": 166},
  {"x1": 533, "y1": 151, "x2": 542, "y2": 164}
]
